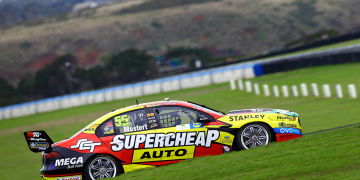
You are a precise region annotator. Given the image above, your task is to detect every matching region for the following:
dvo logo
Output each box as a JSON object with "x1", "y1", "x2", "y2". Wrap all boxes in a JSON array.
[
  {"x1": 274, "y1": 128, "x2": 301, "y2": 135},
  {"x1": 280, "y1": 128, "x2": 294, "y2": 133}
]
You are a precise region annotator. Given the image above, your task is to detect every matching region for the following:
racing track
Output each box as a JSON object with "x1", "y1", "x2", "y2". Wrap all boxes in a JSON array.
[{"x1": 303, "y1": 123, "x2": 360, "y2": 135}]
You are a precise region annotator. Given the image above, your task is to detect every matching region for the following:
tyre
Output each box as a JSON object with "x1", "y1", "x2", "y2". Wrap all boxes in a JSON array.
[
  {"x1": 236, "y1": 123, "x2": 273, "y2": 150},
  {"x1": 83, "y1": 155, "x2": 121, "y2": 180}
]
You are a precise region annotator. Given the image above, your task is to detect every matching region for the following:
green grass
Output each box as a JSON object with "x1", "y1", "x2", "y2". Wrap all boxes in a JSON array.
[
  {"x1": 112, "y1": 125, "x2": 360, "y2": 180},
  {"x1": 0, "y1": 63, "x2": 359, "y2": 180},
  {"x1": 255, "y1": 38, "x2": 360, "y2": 61}
]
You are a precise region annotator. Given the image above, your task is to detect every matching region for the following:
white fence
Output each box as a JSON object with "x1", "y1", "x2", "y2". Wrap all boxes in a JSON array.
[
  {"x1": 0, "y1": 62, "x2": 262, "y2": 120},
  {"x1": 230, "y1": 79, "x2": 358, "y2": 99}
]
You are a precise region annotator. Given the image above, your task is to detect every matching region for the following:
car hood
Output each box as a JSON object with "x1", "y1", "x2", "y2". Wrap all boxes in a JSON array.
[{"x1": 228, "y1": 108, "x2": 299, "y2": 117}]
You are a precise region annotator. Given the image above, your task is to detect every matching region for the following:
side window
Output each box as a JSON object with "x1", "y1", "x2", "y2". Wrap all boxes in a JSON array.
[
  {"x1": 113, "y1": 109, "x2": 148, "y2": 134},
  {"x1": 97, "y1": 120, "x2": 115, "y2": 137},
  {"x1": 154, "y1": 106, "x2": 212, "y2": 128}
]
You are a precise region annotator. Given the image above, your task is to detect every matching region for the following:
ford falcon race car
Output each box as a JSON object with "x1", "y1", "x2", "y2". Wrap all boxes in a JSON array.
[{"x1": 24, "y1": 99, "x2": 302, "y2": 180}]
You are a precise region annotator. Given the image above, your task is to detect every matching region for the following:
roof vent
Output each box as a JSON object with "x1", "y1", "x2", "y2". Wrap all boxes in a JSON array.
[{"x1": 164, "y1": 98, "x2": 170, "y2": 101}]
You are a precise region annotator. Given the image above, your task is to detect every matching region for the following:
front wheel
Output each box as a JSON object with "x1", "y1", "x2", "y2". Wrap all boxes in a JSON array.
[
  {"x1": 236, "y1": 123, "x2": 273, "y2": 150},
  {"x1": 83, "y1": 155, "x2": 121, "y2": 180}
]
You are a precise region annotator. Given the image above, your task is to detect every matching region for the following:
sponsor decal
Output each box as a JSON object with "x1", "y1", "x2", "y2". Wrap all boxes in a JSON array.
[
  {"x1": 273, "y1": 128, "x2": 301, "y2": 135},
  {"x1": 229, "y1": 114, "x2": 265, "y2": 121},
  {"x1": 56, "y1": 176, "x2": 81, "y2": 180},
  {"x1": 223, "y1": 146, "x2": 231, "y2": 152},
  {"x1": 30, "y1": 142, "x2": 49, "y2": 150},
  {"x1": 71, "y1": 139, "x2": 101, "y2": 152},
  {"x1": 176, "y1": 123, "x2": 204, "y2": 130},
  {"x1": 55, "y1": 157, "x2": 83, "y2": 169},
  {"x1": 29, "y1": 137, "x2": 47, "y2": 141},
  {"x1": 146, "y1": 113, "x2": 155, "y2": 117},
  {"x1": 32, "y1": 132, "x2": 41, "y2": 137},
  {"x1": 114, "y1": 115, "x2": 130, "y2": 127},
  {"x1": 26, "y1": 132, "x2": 42, "y2": 138},
  {"x1": 176, "y1": 124, "x2": 190, "y2": 130},
  {"x1": 83, "y1": 124, "x2": 99, "y2": 134},
  {"x1": 110, "y1": 130, "x2": 220, "y2": 151},
  {"x1": 132, "y1": 146, "x2": 195, "y2": 163},
  {"x1": 190, "y1": 123, "x2": 204, "y2": 128},
  {"x1": 279, "y1": 122, "x2": 297, "y2": 128},
  {"x1": 124, "y1": 124, "x2": 148, "y2": 133},
  {"x1": 277, "y1": 116, "x2": 294, "y2": 120}
]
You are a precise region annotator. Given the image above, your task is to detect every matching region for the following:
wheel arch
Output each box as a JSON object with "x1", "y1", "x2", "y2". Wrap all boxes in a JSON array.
[
  {"x1": 231, "y1": 121, "x2": 276, "y2": 150},
  {"x1": 83, "y1": 153, "x2": 125, "y2": 177}
]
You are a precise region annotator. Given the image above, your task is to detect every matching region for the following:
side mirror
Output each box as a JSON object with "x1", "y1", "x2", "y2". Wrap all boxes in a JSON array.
[{"x1": 197, "y1": 115, "x2": 212, "y2": 122}]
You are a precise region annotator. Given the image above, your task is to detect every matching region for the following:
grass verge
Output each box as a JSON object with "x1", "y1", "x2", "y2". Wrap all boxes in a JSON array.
[{"x1": 0, "y1": 63, "x2": 359, "y2": 179}]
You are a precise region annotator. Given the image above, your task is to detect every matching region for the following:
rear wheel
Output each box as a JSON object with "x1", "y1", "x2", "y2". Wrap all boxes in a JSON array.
[
  {"x1": 236, "y1": 123, "x2": 273, "y2": 150},
  {"x1": 83, "y1": 155, "x2": 121, "y2": 180}
]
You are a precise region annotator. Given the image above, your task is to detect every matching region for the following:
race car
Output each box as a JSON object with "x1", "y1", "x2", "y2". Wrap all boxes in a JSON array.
[{"x1": 24, "y1": 99, "x2": 302, "y2": 180}]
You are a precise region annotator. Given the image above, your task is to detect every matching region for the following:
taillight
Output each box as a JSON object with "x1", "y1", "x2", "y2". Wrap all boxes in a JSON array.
[{"x1": 43, "y1": 151, "x2": 60, "y2": 159}]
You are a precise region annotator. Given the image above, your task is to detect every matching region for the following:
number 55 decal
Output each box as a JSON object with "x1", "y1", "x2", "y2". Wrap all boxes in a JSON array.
[{"x1": 115, "y1": 115, "x2": 130, "y2": 127}]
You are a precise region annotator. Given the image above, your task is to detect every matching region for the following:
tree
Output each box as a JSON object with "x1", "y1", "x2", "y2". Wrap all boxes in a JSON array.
[
  {"x1": 0, "y1": 78, "x2": 23, "y2": 106},
  {"x1": 104, "y1": 49, "x2": 155, "y2": 83}
]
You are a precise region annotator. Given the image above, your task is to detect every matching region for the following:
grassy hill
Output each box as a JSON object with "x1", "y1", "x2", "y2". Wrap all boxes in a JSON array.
[
  {"x1": 0, "y1": 63, "x2": 359, "y2": 179},
  {"x1": 1, "y1": 0, "x2": 360, "y2": 83}
]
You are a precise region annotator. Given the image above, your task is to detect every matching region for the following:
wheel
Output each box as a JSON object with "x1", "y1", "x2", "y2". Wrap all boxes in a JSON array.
[
  {"x1": 236, "y1": 123, "x2": 273, "y2": 150},
  {"x1": 83, "y1": 155, "x2": 121, "y2": 180}
]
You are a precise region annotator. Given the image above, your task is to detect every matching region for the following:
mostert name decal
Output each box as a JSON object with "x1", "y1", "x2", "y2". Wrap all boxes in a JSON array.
[
  {"x1": 124, "y1": 124, "x2": 148, "y2": 133},
  {"x1": 229, "y1": 114, "x2": 265, "y2": 121},
  {"x1": 110, "y1": 130, "x2": 220, "y2": 151}
]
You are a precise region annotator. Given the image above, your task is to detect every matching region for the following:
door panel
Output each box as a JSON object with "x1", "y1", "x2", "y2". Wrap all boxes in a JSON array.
[{"x1": 151, "y1": 106, "x2": 223, "y2": 164}]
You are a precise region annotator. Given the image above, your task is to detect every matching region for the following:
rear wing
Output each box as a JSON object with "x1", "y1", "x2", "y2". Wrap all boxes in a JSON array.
[{"x1": 24, "y1": 130, "x2": 54, "y2": 153}]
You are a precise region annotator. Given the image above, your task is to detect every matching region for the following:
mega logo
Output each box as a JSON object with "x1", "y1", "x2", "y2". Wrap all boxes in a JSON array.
[
  {"x1": 110, "y1": 130, "x2": 220, "y2": 151},
  {"x1": 55, "y1": 157, "x2": 83, "y2": 167}
]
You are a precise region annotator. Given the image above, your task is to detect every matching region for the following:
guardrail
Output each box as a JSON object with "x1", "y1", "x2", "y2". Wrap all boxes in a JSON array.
[{"x1": 0, "y1": 62, "x2": 262, "y2": 120}]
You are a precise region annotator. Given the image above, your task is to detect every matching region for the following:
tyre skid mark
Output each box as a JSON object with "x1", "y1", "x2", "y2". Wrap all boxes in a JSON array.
[{"x1": 303, "y1": 123, "x2": 360, "y2": 135}]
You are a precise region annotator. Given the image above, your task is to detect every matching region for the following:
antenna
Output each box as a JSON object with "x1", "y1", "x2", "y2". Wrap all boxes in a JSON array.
[{"x1": 136, "y1": 99, "x2": 139, "y2": 105}]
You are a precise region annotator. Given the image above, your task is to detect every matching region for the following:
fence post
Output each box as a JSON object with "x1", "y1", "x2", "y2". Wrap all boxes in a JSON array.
[
  {"x1": 291, "y1": 85, "x2": 299, "y2": 97},
  {"x1": 273, "y1": 85, "x2": 280, "y2": 97},
  {"x1": 282, "y1": 85, "x2": 289, "y2": 97},
  {"x1": 245, "y1": 81, "x2": 252, "y2": 92},
  {"x1": 311, "y1": 83, "x2": 319, "y2": 97},
  {"x1": 254, "y1": 83, "x2": 260, "y2": 95},
  {"x1": 322, "y1": 84, "x2": 331, "y2": 98},
  {"x1": 300, "y1": 83, "x2": 308, "y2": 97},
  {"x1": 230, "y1": 79, "x2": 236, "y2": 90},
  {"x1": 263, "y1": 84, "x2": 270, "y2": 96},
  {"x1": 238, "y1": 79, "x2": 244, "y2": 91},
  {"x1": 335, "y1": 84, "x2": 343, "y2": 98},
  {"x1": 348, "y1": 84, "x2": 357, "y2": 99}
]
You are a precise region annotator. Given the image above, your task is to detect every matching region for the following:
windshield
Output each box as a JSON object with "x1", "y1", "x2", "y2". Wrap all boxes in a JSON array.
[{"x1": 188, "y1": 101, "x2": 225, "y2": 116}]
